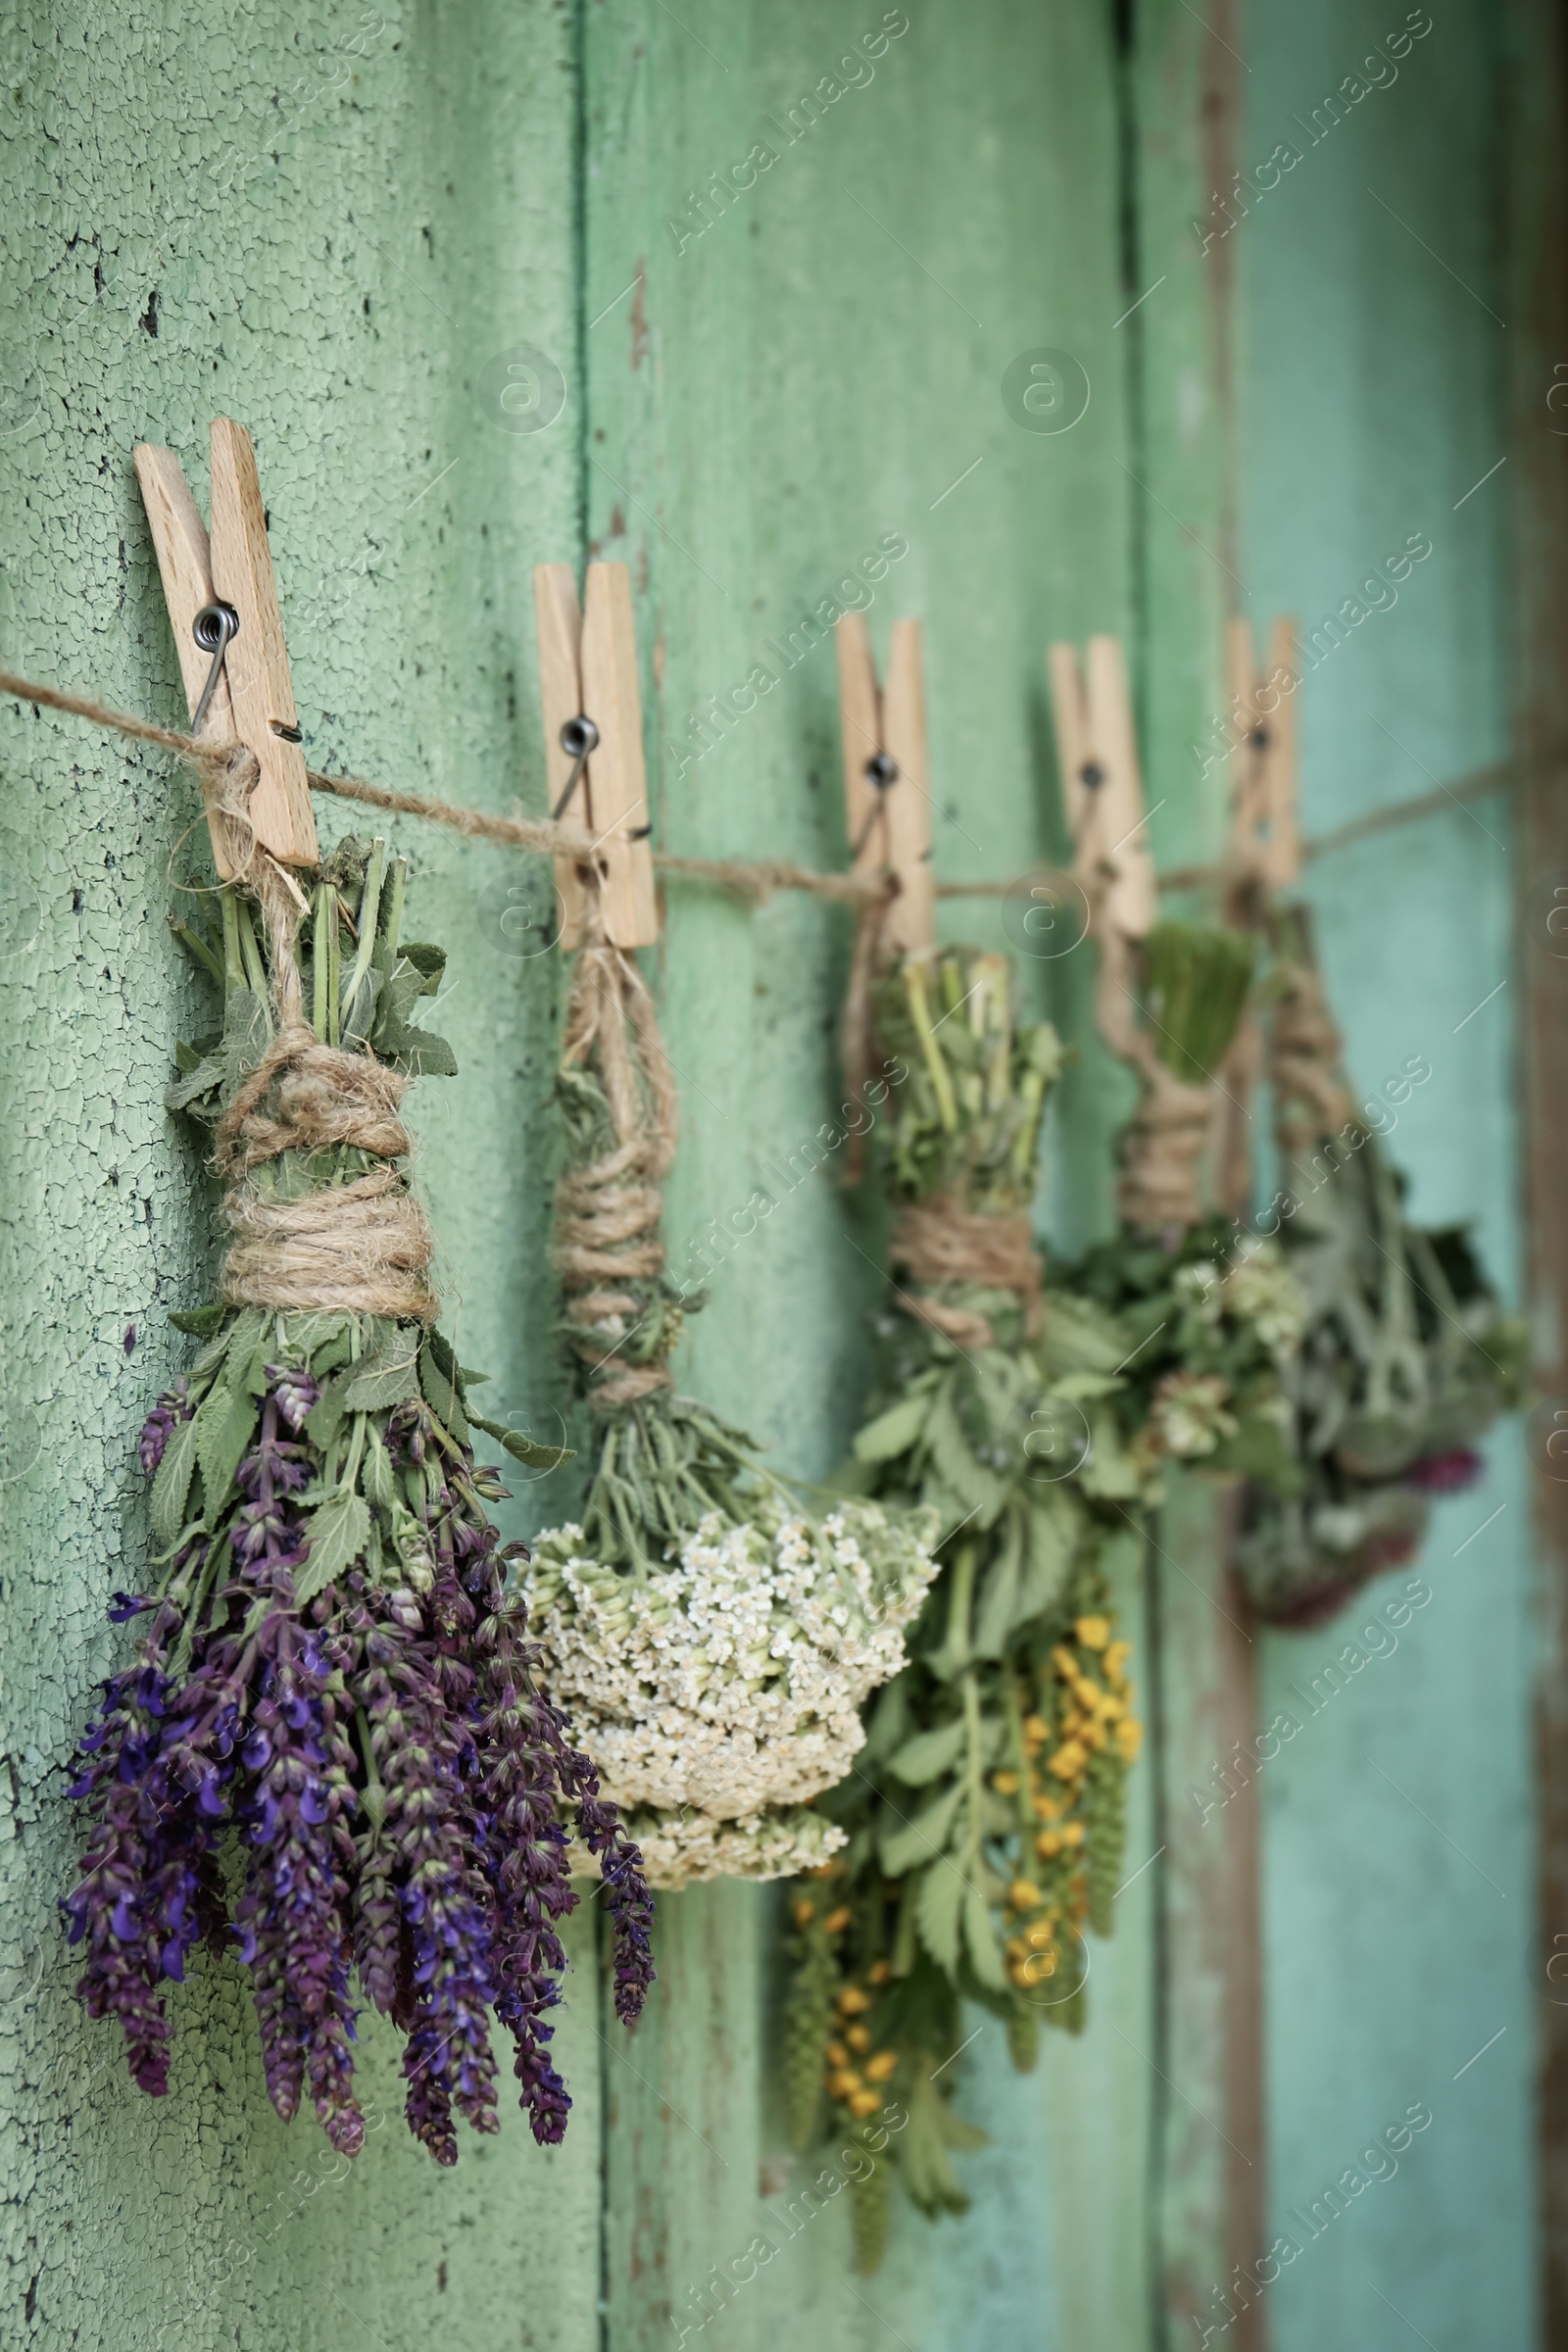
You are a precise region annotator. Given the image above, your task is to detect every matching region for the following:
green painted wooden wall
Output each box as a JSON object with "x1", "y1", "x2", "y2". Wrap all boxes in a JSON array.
[
  {"x1": 1238, "y1": 5, "x2": 1537, "y2": 2347},
  {"x1": 0, "y1": 2, "x2": 1543, "y2": 2347}
]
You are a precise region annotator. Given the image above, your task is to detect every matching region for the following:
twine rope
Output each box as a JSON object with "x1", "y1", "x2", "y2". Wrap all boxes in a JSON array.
[
  {"x1": 212, "y1": 1013, "x2": 440, "y2": 1326},
  {"x1": 1270, "y1": 951, "x2": 1355, "y2": 1151},
  {"x1": 890, "y1": 1199, "x2": 1042, "y2": 1350},
  {"x1": 555, "y1": 895, "x2": 681, "y2": 1412},
  {"x1": 1091, "y1": 919, "x2": 1216, "y2": 1234},
  {"x1": 0, "y1": 669, "x2": 888, "y2": 909}
]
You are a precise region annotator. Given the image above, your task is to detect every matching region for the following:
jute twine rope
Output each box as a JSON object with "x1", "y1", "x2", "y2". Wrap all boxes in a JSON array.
[
  {"x1": 1270, "y1": 949, "x2": 1354, "y2": 1153},
  {"x1": 1094, "y1": 920, "x2": 1215, "y2": 1235},
  {"x1": 0, "y1": 669, "x2": 882, "y2": 909},
  {"x1": 555, "y1": 894, "x2": 681, "y2": 1412},
  {"x1": 890, "y1": 1200, "x2": 1042, "y2": 1351}
]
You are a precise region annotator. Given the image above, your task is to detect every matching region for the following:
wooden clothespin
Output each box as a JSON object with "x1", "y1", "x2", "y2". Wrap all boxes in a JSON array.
[
  {"x1": 1224, "y1": 614, "x2": 1300, "y2": 897},
  {"x1": 135, "y1": 419, "x2": 318, "y2": 877},
  {"x1": 533, "y1": 563, "x2": 658, "y2": 951},
  {"x1": 1047, "y1": 634, "x2": 1157, "y2": 943},
  {"x1": 835, "y1": 612, "x2": 934, "y2": 955}
]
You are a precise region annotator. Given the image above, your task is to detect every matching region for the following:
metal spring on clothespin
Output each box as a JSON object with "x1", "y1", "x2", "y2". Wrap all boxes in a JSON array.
[
  {"x1": 551, "y1": 713, "x2": 600, "y2": 819},
  {"x1": 851, "y1": 749, "x2": 900, "y2": 858},
  {"x1": 190, "y1": 602, "x2": 239, "y2": 733}
]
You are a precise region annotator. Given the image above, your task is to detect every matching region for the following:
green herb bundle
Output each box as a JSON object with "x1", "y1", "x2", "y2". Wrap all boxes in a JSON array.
[
  {"x1": 516, "y1": 931, "x2": 940, "y2": 1890},
  {"x1": 778, "y1": 946, "x2": 1152, "y2": 2269},
  {"x1": 1233, "y1": 912, "x2": 1524, "y2": 1624},
  {"x1": 67, "y1": 837, "x2": 659, "y2": 2166}
]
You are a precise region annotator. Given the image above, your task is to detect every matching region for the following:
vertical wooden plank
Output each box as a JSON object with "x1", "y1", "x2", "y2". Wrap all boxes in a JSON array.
[
  {"x1": 582, "y1": 2, "x2": 1147, "y2": 2344},
  {"x1": 1241, "y1": 3, "x2": 1533, "y2": 2345},
  {"x1": 1128, "y1": 2, "x2": 1261, "y2": 2343},
  {"x1": 1154, "y1": 1477, "x2": 1264, "y2": 2352},
  {"x1": 0, "y1": 4, "x2": 601, "y2": 2348},
  {"x1": 1505, "y1": 0, "x2": 1568, "y2": 2333}
]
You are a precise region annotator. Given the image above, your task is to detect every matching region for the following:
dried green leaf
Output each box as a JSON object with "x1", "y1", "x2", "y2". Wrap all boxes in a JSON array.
[
  {"x1": 915, "y1": 1860, "x2": 964, "y2": 1972},
  {"x1": 279, "y1": 1311, "x2": 352, "y2": 1366},
  {"x1": 888, "y1": 1718, "x2": 967, "y2": 1788},
  {"x1": 926, "y1": 1391, "x2": 1007, "y2": 1526},
  {"x1": 880, "y1": 1783, "x2": 964, "y2": 1879},
  {"x1": 972, "y1": 1516, "x2": 1023, "y2": 1657},
  {"x1": 222, "y1": 1309, "x2": 267, "y2": 1391},
  {"x1": 398, "y1": 941, "x2": 446, "y2": 992},
  {"x1": 193, "y1": 1379, "x2": 255, "y2": 1513},
  {"x1": 149, "y1": 1413, "x2": 200, "y2": 1546},
  {"x1": 295, "y1": 1489, "x2": 372, "y2": 1606},
  {"x1": 418, "y1": 1340, "x2": 468, "y2": 1443},
  {"x1": 853, "y1": 1388, "x2": 935, "y2": 1465},
  {"x1": 164, "y1": 1051, "x2": 229, "y2": 1114},
  {"x1": 170, "y1": 1303, "x2": 227, "y2": 1341},
  {"x1": 304, "y1": 1376, "x2": 351, "y2": 1453},
  {"x1": 962, "y1": 1882, "x2": 1007, "y2": 1991},
  {"x1": 344, "y1": 1339, "x2": 421, "y2": 1413},
  {"x1": 362, "y1": 1418, "x2": 397, "y2": 1518}
]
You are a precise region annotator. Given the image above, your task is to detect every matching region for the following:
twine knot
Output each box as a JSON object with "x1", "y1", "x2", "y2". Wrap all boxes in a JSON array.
[
  {"x1": 214, "y1": 1021, "x2": 438, "y2": 1325},
  {"x1": 1115, "y1": 1058, "x2": 1214, "y2": 1234},
  {"x1": 891, "y1": 1198, "x2": 1042, "y2": 1350}
]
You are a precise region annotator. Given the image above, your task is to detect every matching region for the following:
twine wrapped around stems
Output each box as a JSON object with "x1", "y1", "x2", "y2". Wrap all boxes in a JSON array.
[
  {"x1": 1269, "y1": 935, "x2": 1355, "y2": 1151},
  {"x1": 890, "y1": 1200, "x2": 1042, "y2": 1349},
  {"x1": 1093, "y1": 920, "x2": 1219, "y2": 1235},
  {"x1": 191, "y1": 747, "x2": 440, "y2": 1321},
  {"x1": 554, "y1": 894, "x2": 681, "y2": 1412}
]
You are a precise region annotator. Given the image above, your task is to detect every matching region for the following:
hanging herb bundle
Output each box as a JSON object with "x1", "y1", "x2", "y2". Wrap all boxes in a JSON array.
[
  {"x1": 1232, "y1": 909, "x2": 1524, "y2": 1625},
  {"x1": 66, "y1": 836, "x2": 655, "y2": 2163},
  {"x1": 517, "y1": 915, "x2": 941, "y2": 1891},
  {"x1": 778, "y1": 945, "x2": 1152, "y2": 2271},
  {"x1": 1061, "y1": 917, "x2": 1306, "y2": 1489}
]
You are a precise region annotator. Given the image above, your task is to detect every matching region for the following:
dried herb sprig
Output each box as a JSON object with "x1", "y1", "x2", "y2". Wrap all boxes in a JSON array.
[
  {"x1": 521, "y1": 927, "x2": 940, "y2": 1886},
  {"x1": 66, "y1": 841, "x2": 654, "y2": 2160},
  {"x1": 778, "y1": 946, "x2": 1148, "y2": 2262},
  {"x1": 1233, "y1": 912, "x2": 1524, "y2": 1622},
  {"x1": 1139, "y1": 919, "x2": 1258, "y2": 1085}
]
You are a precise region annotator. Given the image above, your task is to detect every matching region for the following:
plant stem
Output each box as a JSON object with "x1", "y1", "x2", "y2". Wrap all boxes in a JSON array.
[
  {"x1": 312, "y1": 885, "x2": 330, "y2": 1044},
  {"x1": 220, "y1": 888, "x2": 245, "y2": 993},
  {"x1": 382, "y1": 856, "x2": 408, "y2": 964},
  {"x1": 340, "y1": 838, "x2": 386, "y2": 1032},
  {"x1": 234, "y1": 899, "x2": 275, "y2": 1034},
  {"x1": 905, "y1": 960, "x2": 958, "y2": 1133},
  {"x1": 326, "y1": 885, "x2": 342, "y2": 1048},
  {"x1": 961, "y1": 1663, "x2": 986, "y2": 1877},
  {"x1": 170, "y1": 917, "x2": 225, "y2": 987}
]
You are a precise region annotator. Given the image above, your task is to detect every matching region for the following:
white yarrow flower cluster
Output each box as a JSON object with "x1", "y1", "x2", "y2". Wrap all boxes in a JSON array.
[
  {"x1": 522, "y1": 1497, "x2": 939, "y2": 1880},
  {"x1": 612, "y1": 1804, "x2": 849, "y2": 1891}
]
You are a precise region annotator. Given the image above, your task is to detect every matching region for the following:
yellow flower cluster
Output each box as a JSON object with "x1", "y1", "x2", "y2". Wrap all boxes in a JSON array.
[
  {"x1": 997, "y1": 1612, "x2": 1143, "y2": 1990},
  {"x1": 795, "y1": 1891, "x2": 900, "y2": 2119}
]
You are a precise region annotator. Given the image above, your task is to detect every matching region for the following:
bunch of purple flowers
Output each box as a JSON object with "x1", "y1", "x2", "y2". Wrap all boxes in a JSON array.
[{"x1": 66, "y1": 1332, "x2": 655, "y2": 2164}]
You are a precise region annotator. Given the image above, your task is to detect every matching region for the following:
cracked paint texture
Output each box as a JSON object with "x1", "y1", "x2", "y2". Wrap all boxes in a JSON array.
[{"x1": 0, "y1": 6, "x2": 603, "y2": 2346}]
